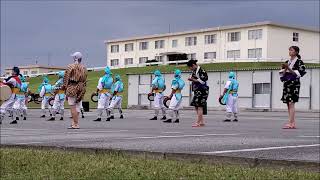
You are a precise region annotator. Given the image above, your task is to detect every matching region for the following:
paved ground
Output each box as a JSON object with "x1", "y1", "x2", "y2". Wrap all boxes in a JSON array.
[{"x1": 1, "y1": 109, "x2": 319, "y2": 163}]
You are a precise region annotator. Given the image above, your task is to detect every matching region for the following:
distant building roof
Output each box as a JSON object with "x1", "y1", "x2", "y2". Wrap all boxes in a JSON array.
[
  {"x1": 5, "y1": 65, "x2": 66, "y2": 70},
  {"x1": 105, "y1": 21, "x2": 320, "y2": 43}
]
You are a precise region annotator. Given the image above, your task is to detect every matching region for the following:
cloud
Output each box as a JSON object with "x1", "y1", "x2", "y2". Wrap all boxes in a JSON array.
[{"x1": 1, "y1": 1, "x2": 319, "y2": 74}]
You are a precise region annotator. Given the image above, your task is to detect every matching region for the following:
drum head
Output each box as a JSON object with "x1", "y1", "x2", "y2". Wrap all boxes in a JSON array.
[
  {"x1": 27, "y1": 94, "x2": 33, "y2": 103},
  {"x1": 34, "y1": 94, "x2": 42, "y2": 104},
  {"x1": 163, "y1": 96, "x2": 171, "y2": 108},
  {"x1": 148, "y1": 93, "x2": 155, "y2": 101},
  {"x1": 48, "y1": 97, "x2": 55, "y2": 106},
  {"x1": 219, "y1": 96, "x2": 226, "y2": 105},
  {"x1": 91, "y1": 93, "x2": 98, "y2": 102},
  {"x1": 0, "y1": 85, "x2": 12, "y2": 101}
]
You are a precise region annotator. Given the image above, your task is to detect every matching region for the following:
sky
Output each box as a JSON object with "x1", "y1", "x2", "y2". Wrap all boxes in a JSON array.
[{"x1": 1, "y1": 0, "x2": 319, "y2": 74}]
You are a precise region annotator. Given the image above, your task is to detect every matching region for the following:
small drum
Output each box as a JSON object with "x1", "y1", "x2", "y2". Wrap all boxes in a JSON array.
[
  {"x1": 219, "y1": 95, "x2": 226, "y2": 105},
  {"x1": 48, "y1": 97, "x2": 55, "y2": 106},
  {"x1": 163, "y1": 96, "x2": 171, "y2": 108},
  {"x1": 0, "y1": 83, "x2": 12, "y2": 101},
  {"x1": 91, "y1": 92, "x2": 98, "y2": 102},
  {"x1": 147, "y1": 93, "x2": 155, "y2": 101},
  {"x1": 34, "y1": 94, "x2": 42, "y2": 104}
]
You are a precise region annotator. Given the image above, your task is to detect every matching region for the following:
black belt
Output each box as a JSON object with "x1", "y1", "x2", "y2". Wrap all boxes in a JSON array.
[{"x1": 69, "y1": 80, "x2": 79, "y2": 84}]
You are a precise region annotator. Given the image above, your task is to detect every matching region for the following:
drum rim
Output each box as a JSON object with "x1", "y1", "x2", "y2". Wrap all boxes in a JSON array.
[
  {"x1": 0, "y1": 84, "x2": 12, "y2": 101},
  {"x1": 91, "y1": 93, "x2": 98, "y2": 102},
  {"x1": 147, "y1": 93, "x2": 155, "y2": 101},
  {"x1": 219, "y1": 96, "x2": 226, "y2": 105}
]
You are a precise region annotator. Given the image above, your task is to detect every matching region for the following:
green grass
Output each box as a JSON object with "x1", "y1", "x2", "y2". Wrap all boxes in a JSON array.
[
  {"x1": 27, "y1": 62, "x2": 320, "y2": 109},
  {"x1": 1, "y1": 148, "x2": 319, "y2": 180}
]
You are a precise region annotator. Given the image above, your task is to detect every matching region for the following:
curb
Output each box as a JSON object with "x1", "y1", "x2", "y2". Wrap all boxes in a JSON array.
[{"x1": 1, "y1": 144, "x2": 319, "y2": 172}]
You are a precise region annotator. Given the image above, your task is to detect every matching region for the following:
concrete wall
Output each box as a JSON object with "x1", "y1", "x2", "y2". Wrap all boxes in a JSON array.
[
  {"x1": 128, "y1": 68, "x2": 320, "y2": 111},
  {"x1": 267, "y1": 26, "x2": 320, "y2": 62}
]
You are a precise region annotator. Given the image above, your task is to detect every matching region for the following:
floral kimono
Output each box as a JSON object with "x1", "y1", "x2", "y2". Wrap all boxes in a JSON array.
[{"x1": 280, "y1": 58, "x2": 306, "y2": 103}]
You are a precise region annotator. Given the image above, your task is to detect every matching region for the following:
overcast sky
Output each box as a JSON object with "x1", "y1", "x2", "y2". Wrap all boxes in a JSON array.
[{"x1": 1, "y1": 0, "x2": 319, "y2": 74}]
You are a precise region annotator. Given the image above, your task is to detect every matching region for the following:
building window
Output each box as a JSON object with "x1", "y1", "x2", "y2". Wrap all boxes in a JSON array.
[
  {"x1": 31, "y1": 71, "x2": 38, "y2": 74},
  {"x1": 139, "y1": 57, "x2": 148, "y2": 64},
  {"x1": 125, "y1": 58, "x2": 133, "y2": 65},
  {"x1": 139, "y1": 42, "x2": 148, "y2": 50},
  {"x1": 172, "y1": 39, "x2": 178, "y2": 48},
  {"x1": 227, "y1": 50, "x2": 240, "y2": 58},
  {"x1": 204, "y1": 52, "x2": 216, "y2": 59},
  {"x1": 204, "y1": 34, "x2": 216, "y2": 44},
  {"x1": 293, "y1": 32, "x2": 299, "y2": 42},
  {"x1": 155, "y1": 40, "x2": 165, "y2": 49},
  {"x1": 23, "y1": 71, "x2": 28, "y2": 75},
  {"x1": 185, "y1": 36, "x2": 197, "y2": 46},
  {"x1": 254, "y1": 83, "x2": 271, "y2": 94},
  {"x1": 111, "y1": 45, "x2": 119, "y2": 53},
  {"x1": 125, "y1": 43, "x2": 134, "y2": 52},
  {"x1": 248, "y1": 48, "x2": 262, "y2": 58},
  {"x1": 227, "y1": 32, "x2": 241, "y2": 42},
  {"x1": 187, "y1": 53, "x2": 196, "y2": 60},
  {"x1": 110, "y1": 59, "x2": 119, "y2": 66},
  {"x1": 248, "y1": 29, "x2": 262, "y2": 40},
  {"x1": 155, "y1": 56, "x2": 164, "y2": 62}
]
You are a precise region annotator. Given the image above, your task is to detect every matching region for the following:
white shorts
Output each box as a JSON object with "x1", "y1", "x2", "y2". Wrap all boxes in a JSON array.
[
  {"x1": 97, "y1": 93, "x2": 111, "y2": 109},
  {"x1": 0, "y1": 94, "x2": 16, "y2": 114},
  {"x1": 226, "y1": 94, "x2": 238, "y2": 113},
  {"x1": 41, "y1": 96, "x2": 52, "y2": 109},
  {"x1": 169, "y1": 95, "x2": 182, "y2": 111},
  {"x1": 13, "y1": 97, "x2": 27, "y2": 110},
  {"x1": 67, "y1": 96, "x2": 81, "y2": 112},
  {"x1": 108, "y1": 96, "x2": 122, "y2": 109},
  {"x1": 52, "y1": 94, "x2": 65, "y2": 110},
  {"x1": 154, "y1": 93, "x2": 164, "y2": 109}
]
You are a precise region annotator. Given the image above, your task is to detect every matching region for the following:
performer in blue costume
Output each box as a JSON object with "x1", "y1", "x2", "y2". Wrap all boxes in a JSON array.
[
  {"x1": 39, "y1": 76, "x2": 53, "y2": 118},
  {"x1": 149, "y1": 70, "x2": 166, "y2": 120},
  {"x1": 93, "y1": 67, "x2": 113, "y2": 121},
  {"x1": 13, "y1": 75, "x2": 29, "y2": 122},
  {"x1": 107, "y1": 74, "x2": 124, "y2": 121},
  {"x1": 220, "y1": 72, "x2": 239, "y2": 122},
  {"x1": 48, "y1": 71, "x2": 65, "y2": 121},
  {"x1": 163, "y1": 69, "x2": 185, "y2": 123}
]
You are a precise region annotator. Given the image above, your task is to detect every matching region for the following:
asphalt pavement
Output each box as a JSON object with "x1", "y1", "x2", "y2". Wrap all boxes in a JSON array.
[{"x1": 1, "y1": 109, "x2": 319, "y2": 164}]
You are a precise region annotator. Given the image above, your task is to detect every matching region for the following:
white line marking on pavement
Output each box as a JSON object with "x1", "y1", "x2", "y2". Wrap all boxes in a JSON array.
[
  {"x1": 298, "y1": 136, "x2": 320, "y2": 138},
  {"x1": 162, "y1": 132, "x2": 182, "y2": 134},
  {"x1": 201, "y1": 144, "x2": 320, "y2": 154},
  {"x1": 123, "y1": 133, "x2": 239, "y2": 140}
]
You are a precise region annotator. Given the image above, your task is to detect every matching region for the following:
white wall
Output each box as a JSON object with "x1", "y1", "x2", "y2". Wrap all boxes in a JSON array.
[
  {"x1": 128, "y1": 68, "x2": 320, "y2": 111},
  {"x1": 267, "y1": 26, "x2": 320, "y2": 62}
]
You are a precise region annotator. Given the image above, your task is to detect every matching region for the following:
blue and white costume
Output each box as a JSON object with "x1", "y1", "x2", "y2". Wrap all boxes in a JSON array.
[
  {"x1": 13, "y1": 76, "x2": 28, "y2": 120},
  {"x1": 39, "y1": 76, "x2": 53, "y2": 117},
  {"x1": 96, "y1": 67, "x2": 113, "y2": 120},
  {"x1": 107, "y1": 74, "x2": 124, "y2": 120},
  {"x1": 168, "y1": 69, "x2": 185, "y2": 120},
  {"x1": 51, "y1": 71, "x2": 65, "y2": 120},
  {"x1": 151, "y1": 70, "x2": 166, "y2": 119},
  {"x1": 224, "y1": 72, "x2": 239, "y2": 121},
  {"x1": 0, "y1": 67, "x2": 22, "y2": 124}
]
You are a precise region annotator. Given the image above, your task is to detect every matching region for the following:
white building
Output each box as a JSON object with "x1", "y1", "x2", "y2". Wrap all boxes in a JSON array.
[{"x1": 105, "y1": 21, "x2": 319, "y2": 68}]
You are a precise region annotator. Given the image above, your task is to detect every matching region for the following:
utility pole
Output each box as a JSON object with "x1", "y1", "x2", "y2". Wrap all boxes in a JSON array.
[{"x1": 47, "y1": 53, "x2": 51, "y2": 66}]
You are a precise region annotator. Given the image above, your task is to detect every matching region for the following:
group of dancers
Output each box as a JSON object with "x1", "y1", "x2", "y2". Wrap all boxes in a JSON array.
[
  {"x1": 0, "y1": 66, "x2": 84, "y2": 124},
  {"x1": 0, "y1": 61, "x2": 239, "y2": 127}
]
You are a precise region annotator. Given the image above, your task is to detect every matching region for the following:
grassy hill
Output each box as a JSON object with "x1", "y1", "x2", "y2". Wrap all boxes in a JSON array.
[{"x1": 27, "y1": 62, "x2": 320, "y2": 109}]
